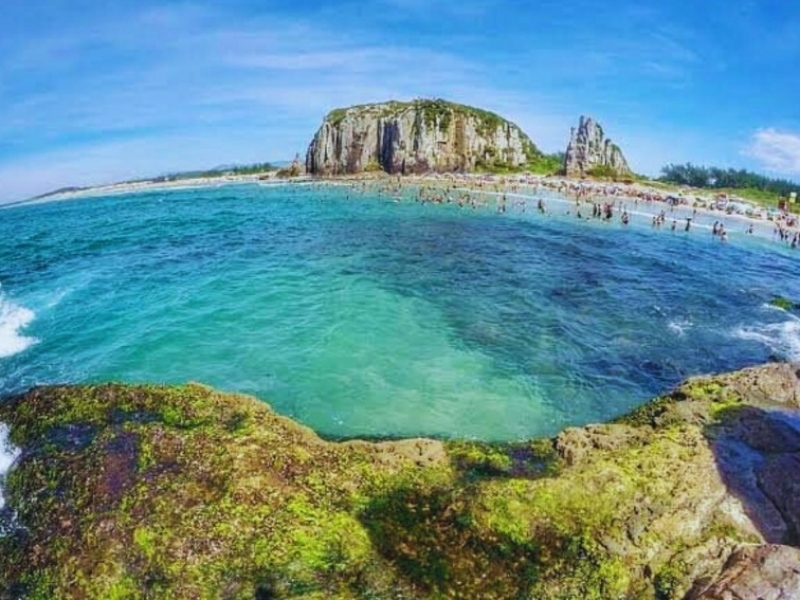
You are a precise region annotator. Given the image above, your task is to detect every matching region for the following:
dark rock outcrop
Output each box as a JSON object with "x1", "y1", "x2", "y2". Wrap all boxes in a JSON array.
[
  {"x1": 564, "y1": 115, "x2": 631, "y2": 178},
  {"x1": 305, "y1": 99, "x2": 541, "y2": 175}
]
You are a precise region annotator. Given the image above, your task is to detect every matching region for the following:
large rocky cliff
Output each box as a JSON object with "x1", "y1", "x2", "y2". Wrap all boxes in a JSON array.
[
  {"x1": 564, "y1": 115, "x2": 631, "y2": 178},
  {"x1": 2, "y1": 364, "x2": 800, "y2": 598},
  {"x1": 305, "y1": 99, "x2": 541, "y2": 175}
]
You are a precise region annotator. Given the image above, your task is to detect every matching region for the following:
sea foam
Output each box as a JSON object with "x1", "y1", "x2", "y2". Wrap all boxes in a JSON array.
[
  {"x1": 0, "y1": 287, "x2": 37, "y2": 359},
  {"x1": 668, "y1": 318, "x2": 693, "y2": 337},
  {"x1": 732, "y1": 318, "x2": 800, "y2": 362},
  {"x1": 0, "y1": 423, "x2": 20, "y2": 510}
]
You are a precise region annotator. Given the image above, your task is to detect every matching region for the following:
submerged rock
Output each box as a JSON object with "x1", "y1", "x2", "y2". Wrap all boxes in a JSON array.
[
  {"x1": 305, "y1": 99, "x2": 542, "y2": 175},
  {"x1": 769, "y1": 295, "x2": 800, "y2": 314},
  {"x1": 0, "y1": 363, "x2": 799, "y2": 598}
]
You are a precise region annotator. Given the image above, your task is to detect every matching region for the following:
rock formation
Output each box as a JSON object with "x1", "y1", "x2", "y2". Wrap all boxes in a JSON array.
[
  {"x1": 2, "y1": 363, "x2": 800, "y2": 598},
  {"x1": 276, "y1": 153, "x2": 305, "y2": 178},
  {"x1": 305, "y1": 99, "x2": 541, "y2": 175},
  {"x1": 689, "y1": 545, "x2": 800, "y2": 599},
  {"x1": 564, "y1": 115, "x2": 631, "y2": 178}
]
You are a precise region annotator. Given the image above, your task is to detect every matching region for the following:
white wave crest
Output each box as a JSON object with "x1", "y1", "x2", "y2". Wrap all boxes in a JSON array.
[
  {"x1": 0, "y1": 288, "x2": 37, "y2": 359},
  {"x1": 668, "y1": 318, "x2": 693, "y2": 337},
  {"x1": 732, "y1": 320, "x2": 800, "y2": 362},
  {"x1": 0, "y1": 423, "x2": 20, "y2": 510},
  {"x1": 762, "y1": 302, "x2": 788, "y2": 313}
]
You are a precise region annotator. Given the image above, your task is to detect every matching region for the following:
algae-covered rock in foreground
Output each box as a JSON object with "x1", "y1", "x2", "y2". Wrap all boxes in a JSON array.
[{"x1": 1, "y1": 363, "x2": 799, "y2": 599}]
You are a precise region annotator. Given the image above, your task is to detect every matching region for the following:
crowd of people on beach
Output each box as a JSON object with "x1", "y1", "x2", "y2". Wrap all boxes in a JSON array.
[
  {"x1": 775, "y1": 222, "x2": 800, "y2": 249},
  {"x1": 298, "y1": 173, "x2": 799, "y2": 250}
]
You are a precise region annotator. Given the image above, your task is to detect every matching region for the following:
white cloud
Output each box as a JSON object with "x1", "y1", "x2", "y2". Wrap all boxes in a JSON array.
[
  {"x1": 747, "y1": 128, "x2": 800, "y2": 175},
  {"x1": 0, "y1": 4, "x2": 495, "y2": 202},
  {"x1": 0, "y1": 131, "x2": 293, "y2": 203},
  {"x1": 0, "y1": 0, "x2": 764, "y2": 201}
]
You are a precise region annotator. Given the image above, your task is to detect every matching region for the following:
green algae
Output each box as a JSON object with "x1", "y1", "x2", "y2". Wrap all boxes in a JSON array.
[
  {"x1": 769, "y1": 296, "x2": 799, "y2": 312},
  {"x1": 0, "y1": 375, "x2": 774, "y2": 599}
]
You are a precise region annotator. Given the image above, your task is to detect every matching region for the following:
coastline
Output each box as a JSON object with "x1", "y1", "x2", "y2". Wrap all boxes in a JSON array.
[
  {"x1": 3, "y1": 172, "x2": 800, "y2": 595},
  {"x1": 5, "y1": 172, "x2": 294, "y2": 207},
  {"x1": 8, "y1": 171, "x2": 799, "y2": 246}
]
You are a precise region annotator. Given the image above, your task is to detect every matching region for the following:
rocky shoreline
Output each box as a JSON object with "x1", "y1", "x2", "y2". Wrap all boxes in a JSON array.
[{"x1": 1, "y1": 363, "x2": 799, "y2": 598}]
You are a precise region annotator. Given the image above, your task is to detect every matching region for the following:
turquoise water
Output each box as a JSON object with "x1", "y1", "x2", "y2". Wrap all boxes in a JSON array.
[{"x1": 1, "y1": 183, "x2": 799, "y2": 440}]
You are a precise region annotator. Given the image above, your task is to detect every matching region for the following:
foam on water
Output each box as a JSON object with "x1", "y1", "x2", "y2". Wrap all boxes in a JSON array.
[
  {"x1": 668, "y1": 318, "x2": 693, "y2": 337},
  {"x1": 731, "y1": 317, "x2": 800, "y2": 362},
  {"x1": 0, "y1": 286, "x2": 37, "y2": 359},
  {"x1": 0, "y1": 423, "x2": 20, "y2": 510}
]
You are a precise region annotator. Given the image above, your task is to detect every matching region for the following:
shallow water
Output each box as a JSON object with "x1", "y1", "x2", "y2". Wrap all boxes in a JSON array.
[{"x1": 1, "y1": 183, "x2": 799, "y2": 440}]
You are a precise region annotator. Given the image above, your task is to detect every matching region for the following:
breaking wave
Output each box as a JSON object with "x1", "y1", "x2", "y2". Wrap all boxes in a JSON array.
[
  {"x1": 0, "y1": 423, "x2": 20, "y2": 510},
  {"x1": 0, "y1": 286, "x2": 37, "y2": 359},
  {"x1": 731, "y1": 318, "x2": 800, "y2": 362}
]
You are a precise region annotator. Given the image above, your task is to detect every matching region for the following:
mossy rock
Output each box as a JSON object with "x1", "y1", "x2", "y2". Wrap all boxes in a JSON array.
[
  {"x1": 1, "y1": 364, "x2": 798, "y2": 598},
  {"x1": 769, "y1": 295, "x2": 800, "y2": 312}
]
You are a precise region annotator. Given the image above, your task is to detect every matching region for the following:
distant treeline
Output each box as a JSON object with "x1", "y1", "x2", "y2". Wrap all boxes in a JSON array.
[
  {"x1": 155, "y1": 162, "x2": 278, "y2": 182},
  {"x1": 659, "y1": 163, "x2": 800, "y2": 196}
]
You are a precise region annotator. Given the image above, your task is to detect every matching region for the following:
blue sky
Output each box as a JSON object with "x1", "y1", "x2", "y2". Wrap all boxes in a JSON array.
[{"x1": 1, "y1": 0, "x2": 799, "y2": 202}]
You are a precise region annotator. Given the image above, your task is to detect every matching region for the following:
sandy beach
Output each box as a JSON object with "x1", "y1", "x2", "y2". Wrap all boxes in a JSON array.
[
  {"x1": 11, "y1": 171, "x2": 800, "y2": 248},
  {"x1": 332, "y1": 172, "x2": 800, "y2": 247}
]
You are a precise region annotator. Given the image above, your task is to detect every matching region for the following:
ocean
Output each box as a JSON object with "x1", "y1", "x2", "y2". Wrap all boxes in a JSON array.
[{"x1": 1, "y1": 182, "x2": 799, "y2": 440}]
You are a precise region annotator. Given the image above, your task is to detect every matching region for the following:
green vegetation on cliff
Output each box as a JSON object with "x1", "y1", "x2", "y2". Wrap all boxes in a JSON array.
[
  {"x1": 586, "y1": 164, "x2": 622, "y2": 179},
  {"x1": 1, "y1": 363, "x2": 797, "y2": 599},
  {"x1": 315, "y1": 98, "x2": 568, "y2": 176},
  {"x1": 325, "y1": 99, "x2": 510, "y2": 137}
]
